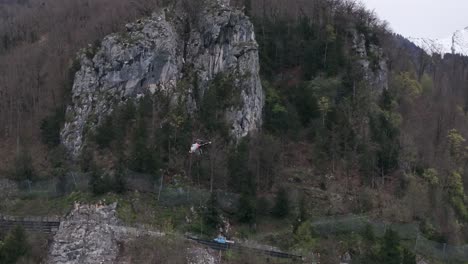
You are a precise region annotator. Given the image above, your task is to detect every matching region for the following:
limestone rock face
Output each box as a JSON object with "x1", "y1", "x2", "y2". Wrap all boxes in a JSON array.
[
  {"x1": 61, "y1": 0, "x2": 264, "y2": 157},
  {"x1": 186, "y1": 246, "x2": 219, "y2": 264},
  {"x1": 351, "y1": 29, "x2": 389, "y2": 92},
  {"x1": 48, "y1": 203, "x2": 121, "y2": 264},
  {"x1": 48, "y1": 203, "x2": 165, "y2": 264}
]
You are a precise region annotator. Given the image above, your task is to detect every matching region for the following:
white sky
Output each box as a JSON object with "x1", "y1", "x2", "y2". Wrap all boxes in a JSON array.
[{"x1": 359, "y1": 0, "x2": 468, "y2": 39}]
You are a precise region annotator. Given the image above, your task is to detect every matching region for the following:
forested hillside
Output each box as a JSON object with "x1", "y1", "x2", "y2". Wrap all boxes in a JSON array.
[
  {"x1": 0, "y1": 0, "x2": 468, "y2": 263},
  {"x1": 0, "y1": 0, "x2": 160, "y2": 170},
  {"x1": 237, "y1": 0, "x2": 468, "y2": 244}
]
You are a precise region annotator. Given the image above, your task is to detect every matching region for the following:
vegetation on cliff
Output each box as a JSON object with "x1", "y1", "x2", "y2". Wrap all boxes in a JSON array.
[{"x1": 1, "y1": 0, "x2": 468, "y2": 263}]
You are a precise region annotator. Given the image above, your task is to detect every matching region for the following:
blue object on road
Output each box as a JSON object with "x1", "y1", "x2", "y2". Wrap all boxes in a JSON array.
[{"x1": 214, "y1": 236, "x2": 227, "y2": 244}]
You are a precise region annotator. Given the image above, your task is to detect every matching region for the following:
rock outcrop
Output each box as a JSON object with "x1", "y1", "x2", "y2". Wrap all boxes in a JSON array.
[
  {"x1": 61, "y1": 0, "x2": 264, "y2": 157},
  {"x1": 186, "y1": 247, "x2": 219, "y2": 264},
  {"x1": 48, "y1": 203, "x2": 121, "y2": 264},
  {"x1": 48, "y1": 203, "x2": 164, "y2": 264},
  {"x1": 351, "y1": 29, "x2": 389, "y2": 92}
]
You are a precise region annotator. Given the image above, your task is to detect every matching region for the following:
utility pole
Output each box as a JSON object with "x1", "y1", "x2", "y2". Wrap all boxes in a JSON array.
[{"x1": 413, "y1": 233, "x2": 419, "y2": 253}]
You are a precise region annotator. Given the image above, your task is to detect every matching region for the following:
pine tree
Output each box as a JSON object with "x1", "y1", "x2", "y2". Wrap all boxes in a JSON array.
[
  {"x1": 228, "y1": 139, "x2": 254, "y2": 194},
  {"x1": 370, "y1": 90, "x2": 400, "y2": 176},
  {"x1": 380, "y1": 229, "x2": 402, "y2": 264},
  {"x1": 204, "y1": 192, "x2": 221, "y2": 232},
  {"x1": 298, "y1": 194, "x2": 307, "y2": 221},
  {"x1": 95, "y1": 116, "x2": 115, "y2": 149},
  {"x1": 54, "y1": 167, "x2": 68, "y2": 195},
  {"x1": 40, "y1": 107, "x2": 65, "y2": 148},
  {"x1": 294, "y1": 195, "x2": 307, "y2": 233},
  {"x1": 129, "y1": 117, "x2": 151, "y2": 173},
  {"x1": 244, "y1": 0, "x2": 252, "y2": 16},
  {"x1": 237, "y1": 193, "x2": 256, "y2": 224},
  {"x1": 113, "y1": 167, "x2": 127, "y2": 194},
  {"x1": 89, "y1": 165, "x2": 101, "y2": 195},
  {"x1": 80, "y1": 147, "x2": 94, "y2": 173},
  {"x1": 363, "y1": 224, "x2": 376, "y2": 242},
  {"x1": 402, "y1": 248, "x2": 416, "y2": 264},
  {"x1": 13, "y1": 146, "x2": 35, "y2": 182},
  {"x1": 89, "y1": 165, "x2": 111, "y2": 195},
  {"x1": 256, "y1": 197, "x2": 270, "y2": 217},
  {"x1": 0, "y1": 226, "x2": 29, "y2": 264},
  {"x1": 272, "y1": 187, "x2": 289, "y2": 218}
]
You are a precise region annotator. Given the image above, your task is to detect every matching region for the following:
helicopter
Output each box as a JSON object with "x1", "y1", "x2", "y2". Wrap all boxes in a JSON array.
[{"x1": 189, "y1": 139, "x2": 212, "y2": 155}]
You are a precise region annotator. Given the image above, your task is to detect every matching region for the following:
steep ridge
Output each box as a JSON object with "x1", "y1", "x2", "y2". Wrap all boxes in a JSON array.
[{"x1": 60, "y1": 0, "x2": 264, "y2": 157}]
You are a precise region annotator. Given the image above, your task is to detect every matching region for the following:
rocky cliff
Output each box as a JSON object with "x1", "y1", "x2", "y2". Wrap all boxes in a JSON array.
[
  {"x1": 61, "y1": 0, "x2": 264, "y2": 157},
  {"x1": 48, "y1": 203, "x2": 165, "y2": 264},
  {"x1": 48, "y1": 203, "x2": 121, "y2": 264},
  {"x1": 351, "y1": 29, "x2": 389, "y2": 92}
]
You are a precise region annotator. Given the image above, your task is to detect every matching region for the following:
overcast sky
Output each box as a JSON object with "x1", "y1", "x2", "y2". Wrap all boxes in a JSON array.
[{"x1": 359, "y1": 0, "x2": 468, "y2": 39}]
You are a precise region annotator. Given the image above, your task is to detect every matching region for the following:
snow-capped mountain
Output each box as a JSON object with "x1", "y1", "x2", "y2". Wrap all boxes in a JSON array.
[{"x1": 409, "y1": 27, "x2": 468, "y2": 57}]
